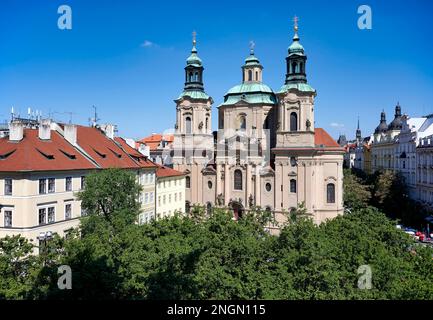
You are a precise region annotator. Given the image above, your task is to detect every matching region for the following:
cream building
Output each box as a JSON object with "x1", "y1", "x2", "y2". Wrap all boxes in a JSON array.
[
  {"x1": 172, "y1": 21, "x2": 345, "y2": 228},
  {"x1": 155, "y1": 165, "x2": 185, "y2": 219},
  {"x1": 0, "y1": 120, "x2": 157, "y2": 251},
  {"x1": 417, "y1": 135, "x2": 433, "y2": 204}
]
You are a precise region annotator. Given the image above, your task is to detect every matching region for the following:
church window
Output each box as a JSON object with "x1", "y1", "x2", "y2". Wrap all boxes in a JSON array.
[
  {"x1": 186, "y1": 176, "x2": 191, "y2": 189},
  {"x1": 189, "y1": 72, "x2": 193, "y2": 82},
  {"x1": 290, "y1": 112, "x2": 298, "y2": 132},
  {"x1": 265, "y1": 183, "x2": 272, "y2": 192},
  {"x1": 248, "y1": 70, "x2": 252, "y2": 81},
  {"x1": 255, "y1": 71, "x2": 258, "y2": 81},
  {"x1": 208, "y1": 181, "x2": 213, "y2": 189},
  {"x1": 234, "y1": 169, "x2": 243, "y2": 190},
  {"x1": 194, "y1": 72, "x2": 198, "y2": 81},
  {"x1": 239, "y1": 115, "x2": 246, "y2": 130},
  {"x1": 290, "y1": 179, "x2": 297, "y2": 193},
  {"x1": 185, "y1": 117, "x2": 192, "y2": 134},
  {"x1": 292, "y1": 62, "x2": 297, "y2": 73},
  {"x1": 327, "y1": 183, "x2": 336, "y2": 203},
  {"x1": 300, "y1": 62, "x2": 304, "y2": 73}
]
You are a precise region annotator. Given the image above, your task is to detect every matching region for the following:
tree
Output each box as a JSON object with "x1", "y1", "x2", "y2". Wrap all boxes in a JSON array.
[{"x1": 343, "y1": 169, "x2": 371, "y2": 211}]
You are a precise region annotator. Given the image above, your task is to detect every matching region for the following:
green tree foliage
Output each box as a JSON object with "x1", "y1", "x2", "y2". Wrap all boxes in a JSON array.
[
  {"x1": 2, "y1": 169, "x2": 433, "y2": 300},
  {"x1": 343, "y1": 169, "x2": 371, "y2": 211}
]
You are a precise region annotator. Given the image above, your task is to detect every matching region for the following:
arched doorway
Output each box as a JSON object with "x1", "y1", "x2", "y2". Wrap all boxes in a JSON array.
[{"x1": 229, "y1": 200, "x2": 244, "y2": 220}]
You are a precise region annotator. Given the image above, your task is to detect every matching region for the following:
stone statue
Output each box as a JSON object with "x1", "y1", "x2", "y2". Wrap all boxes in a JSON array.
[
  {"x1": 248, "y1": 194, "x2": 254, "y2": 207},
  {"x1": 217, "y1": 193, "x2": 224, "y2": 206},
  {"x1": 198, "y1": 121, "x2": 203, "y2": 130},
  {"x1": 306, "y1": 119, "x2": 311, "y2": 129}
]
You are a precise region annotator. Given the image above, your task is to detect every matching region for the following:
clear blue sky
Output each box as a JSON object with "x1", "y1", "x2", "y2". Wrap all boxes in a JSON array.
[{"x1": 1, "y1": 0, "x2": 432, "y2": 140}]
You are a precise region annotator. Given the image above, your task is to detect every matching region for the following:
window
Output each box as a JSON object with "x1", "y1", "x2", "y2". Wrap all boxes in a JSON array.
[
  {"x1": 163, "y1": 195, "x2": 166, "y2": 204},
  {"x1": 327, "y1": 183, "x2": 336, "y2": 203},
  {"x1": 145, "y1": 193, "x2": 149, "y2": 204},
  {"x1": 175, "y1": 193, "x2": 178, "y2": 202},
  {"x1": 265, "y1": 183, "x2": 272, "y2": 192},
  {"x1": 39, "y1": 179, "x2": 47, "y2": 194},
  {"x1": 185, "y1": 117, "x2": 192, "y2": 134},
  {"x1": 169, "y1": 194, "x2": 172, "y2": 203},
  {"x1": 239, "y1": 116, "x2": 246, "y2": 130},
  {"x1": 292, "y1": 62, "x2": 297, "y2": 73},
  {"x1": 4, "y1": 179, "x2": 12, "y2": 196},
  {"x1": 248, "y1": 70, "x2": 252, "y2": 81},
  {"x1": 150, "y1": 192, "x2": 154, "y2": 203},
  {"x1": 255, "y1": 71, "x2": 258, "y2": 81},
  {"x1": 65, "y1": 204, "x2": 72, "y2": 220},
  {"x1": 48, "y1": 207, "x2": 55, "y2": 223},
  {"x1": 65, "y1": 177, "x2": 72, "y2": 192},
  {"x1": 39, "y1": 208, "x2": 47, "y2": 225},
  {"x1": 158, "y1": 196, "x2": 161, "y2": 206},
  {"x1": 290, "y1": 112, "x2": 298, "y2": 132},
  {"x1": 80, "y1": 176, "x2": 86, "y2": 190},
  {"x1": 48, "y1": 178, "x2": 55, "y2": 193},
  {"x1": 290, "y1": 179, "x2": 297, "y2": 193},
  {"x1": 4, "y1": 210, "x2": 12, "y2": 227},
  {"x1": 208, "y1": 181, "x2": 213, "y2": 189},
  {"x1": 234, "y1": 169, "x2": 243, "y2": 190},
  {"x1": 186, "y1": 176, "x2": 191, "y2": 189},
  {"x1": 179, "y1": 192, "x2": 182, "y2": 201}
]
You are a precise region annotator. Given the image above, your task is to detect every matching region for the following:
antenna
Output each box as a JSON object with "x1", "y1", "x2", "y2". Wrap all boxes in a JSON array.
[
  {"x1": 89, "y1": 105, "x2": 100, "y2": 127},
  {"x1": 64, "y1": 111, "x2": 77, "y2": 124}
]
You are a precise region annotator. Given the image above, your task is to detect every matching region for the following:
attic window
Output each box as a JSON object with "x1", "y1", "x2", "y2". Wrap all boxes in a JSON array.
[
  {"x1": 0, "y1": 149, "x2": 16, "y2": 160},
  {"x1": 92, "y1": 148, "x2": 107, "y2": 158},
  {"x1": 59, "y1": 149, "x2": 77, "y2": 160},
  {"x1": 108, "y1": 148, "x2": 122, "y2": 158},
  {"x1": 36, "y1": 148, "x2": 55, "y2": 160}
]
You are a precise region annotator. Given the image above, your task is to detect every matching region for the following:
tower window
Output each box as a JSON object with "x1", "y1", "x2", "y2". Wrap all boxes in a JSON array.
[
  {"x1": 290, "y1": 179, "x2": 297, "y2": 193},
  {"x1": 300, "y1": 62, "x2": 304, "y2": 73},
  {"x1": 194, "y1": 72, "x2": 198, "y2": 81},
  {"x1": 290, "y1": 112, "x2": 298, "y2": 132},
  {"x1": 255, "y1": 71, "x2": 258, "y2": 81},
  {"x1": 234, "y1": 169, "x2": 243, "y2": 190},
  {"x1": 185, "y1": 117, "x2": 192, "y2": 134},
  {"x1": 248, "y1": 70, "x2": 252, "y2": 81},
  {"x1": 292, "y1": 62, "x2": 297, "y2": 73},
  {"x1": 189, "y1": 72, "x2": 193, "y2": 82},
  {"x1": 327, "y1": 183, "x2": 336, "y2": 203}
]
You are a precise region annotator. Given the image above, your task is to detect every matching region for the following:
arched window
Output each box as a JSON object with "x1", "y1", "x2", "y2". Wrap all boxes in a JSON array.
[
  {"x1": 194, "y1": 72, "x2": 198, "y2": 81},
  {"x1": 234, "y1": 169, "x2": 243, "y2": 190},
  {"x1": 248, "y1": 70, "x2": 252, "y2": 81},
  {"x1": 290, "y1": 179, "x2": 297, "y2": 193},
  {"x1": 185, "y1": 117, "x2": 192, "y2": 134},
  {"x1": 292, "y1": 62, "x2": 297, "y2": 73},
  {"x1": 300, "y1": 62, "x2": 304, "y2": 74},
  {"x1": 327, "y1": 183, "x2": 335, "y2": 203},
  {"x1": 189, "y1": 72, "x2": 193, "y2": 82},
  {"x1": 255, "y1": 71, "x2": 258, "y2": 81},
  {"x1": 290, "y1": 112, "x2": 298, "y2": 132},
  {"x1": 239, "y1": 116, "x2": 246, "y2": 130},
  {"x1": 186, "y1": 176, "x2": 191, "y2": 189}
]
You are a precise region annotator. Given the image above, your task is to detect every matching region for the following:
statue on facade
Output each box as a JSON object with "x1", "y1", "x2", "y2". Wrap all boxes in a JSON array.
[
  {"x1": 217, "y1": 193, "x2": 224, "y2": 206},
  {"x1": 198, "y1": 121, "x2": 203, "y2": 130},
  {"x1": 248, "y1": 194, "x2": 255, "y2": 207},
  {"x1": 306, "y1": 119, "x2": 311, "y2": 130}
]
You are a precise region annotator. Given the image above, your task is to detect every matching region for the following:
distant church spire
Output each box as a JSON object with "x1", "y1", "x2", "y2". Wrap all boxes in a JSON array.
[{"x1": 356, "y1": 116, "x2": 362, "y2": 142}]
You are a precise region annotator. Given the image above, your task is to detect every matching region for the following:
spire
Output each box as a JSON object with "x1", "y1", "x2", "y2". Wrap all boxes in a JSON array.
[
  {"x1": 285, "y1": 16, "x2": 307, "y2": 85},
  {"x1": 183, "y1": 31, "x2": 205, "y2": 93},
  {"x1": 191, "y1": 30, "x2": 197, "y2": 53},
  {"x1": 356, "y1": 116, "x2": 362, "y2": 141}
]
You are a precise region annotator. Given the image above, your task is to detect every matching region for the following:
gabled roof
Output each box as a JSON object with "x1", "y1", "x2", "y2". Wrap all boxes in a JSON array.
[
  {"x1": 314, "y1": 128, "x2": 340, "y2": 148},
  {"x1": 156, "y1": 165, "x2": 184, "y2": 178},
  {"x1": 114, "y1": 137, "x2": 156, "y2": 168},
  {"x1": 139, "y1": 133, "x2": 174, "y2": 151},
  {"x1": 76, "y1": 126, "x2": 140, "y2": 169},
  {"x1": 0, "y1": 129, "x2": 97, "y2": 172}
]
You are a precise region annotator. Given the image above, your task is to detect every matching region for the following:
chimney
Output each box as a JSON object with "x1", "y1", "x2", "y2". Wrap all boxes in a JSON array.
[
  {"x1": 100, "y1": 124, "x2": 115, "y2": 140},
  {"x1": 8, "y1": 121, "x2": 24, "y2": 141},
  {"x1": 38, "y1": 119, "x2": 51, "y2": 140},
  {"x1": 64, "y1": 124, "x2": 77, "y2": 145}
]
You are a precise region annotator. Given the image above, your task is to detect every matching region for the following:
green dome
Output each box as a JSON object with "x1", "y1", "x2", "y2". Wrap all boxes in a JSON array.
[
  {"x1": 277, "y1": 83, "x2": 315, "y2": 94},
  {"x1": 222, "y1": 82, "x2": 276, "y2": 106},
  {"x1": 186, "y1": 46, "x2": 202, "y2": 66},
  {"x1": 244, "y1": 53, "x2": 261, "y2": 66},
  {"x1": 227, "y1": 82, "x2": 273, "y2": 95},
  {"x1": 288, "y1": 33, "x2": 304, "y2": 56},
  {"x1": 178, "y1": 90, "x2": 210, "y2": 100}
]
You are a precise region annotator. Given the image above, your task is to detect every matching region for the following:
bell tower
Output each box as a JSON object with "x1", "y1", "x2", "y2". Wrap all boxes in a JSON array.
[{"x1": 172, "y1": 32, "x2": 214, "y2": 207}]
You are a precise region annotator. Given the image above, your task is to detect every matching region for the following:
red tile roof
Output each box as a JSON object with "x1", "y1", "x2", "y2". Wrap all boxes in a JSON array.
[
  {"x1": 114, "y1": 137, "x2": 156, "y2": 168},
  {"x1": 76, "y1": 126, "x2": 140, "y2": 169},
  {"x1": 139, "y1": 133, "x2": 174, "y2": 151},
  {"x1": 314, "y1": 128, "x2": 340, "y2": 148},
  {"x1": 0, "y1": 129, "x2": 97, "y2": 172},
  {"x1": 156, "y1": 165, "x2": 184, "y2": 178}
]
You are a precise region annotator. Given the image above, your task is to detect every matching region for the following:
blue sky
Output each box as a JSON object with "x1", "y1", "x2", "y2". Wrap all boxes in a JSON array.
[{"x1": 0, "y1": 0, "x2": 432, "y2": 140}]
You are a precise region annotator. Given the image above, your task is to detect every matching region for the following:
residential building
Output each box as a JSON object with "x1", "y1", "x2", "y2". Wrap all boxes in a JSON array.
[{"x1": 155, "y1": 165, "x2": 185, "y2": 219}]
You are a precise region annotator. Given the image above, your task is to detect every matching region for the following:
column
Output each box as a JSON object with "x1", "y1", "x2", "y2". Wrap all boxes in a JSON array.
[
  {"x1": 224, "y1": 164, "x2": 230, "y2": 205},
  {"x1": 246, "y1": 164, "x2": 251, "y2": 208}
]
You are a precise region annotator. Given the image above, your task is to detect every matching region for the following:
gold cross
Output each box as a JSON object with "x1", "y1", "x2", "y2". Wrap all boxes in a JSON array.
[
  {"x1": 249, "y1": 40, "x2": 255, "y2": 53},
  {"x1": 293, "y1": 16, "x2": 299, "y2": 32},
  {"x1": 192, "y1": 30, "x2": 197, "y2": 45}
]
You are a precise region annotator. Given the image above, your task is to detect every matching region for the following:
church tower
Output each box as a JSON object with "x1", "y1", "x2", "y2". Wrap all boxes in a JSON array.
[
  {"x1": 272, "y1": 18, "x2": 344, "y2": 223},
  {"x1": 172, "y1": 32, "x2": 215, "y2": 208}
]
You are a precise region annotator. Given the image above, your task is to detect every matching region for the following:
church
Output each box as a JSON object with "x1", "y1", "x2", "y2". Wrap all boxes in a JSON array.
[{"x1": 171, "y1": 20, "x2": 344, "y2": 229}]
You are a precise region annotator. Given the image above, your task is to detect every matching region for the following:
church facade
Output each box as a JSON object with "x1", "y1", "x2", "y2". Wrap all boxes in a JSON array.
[{"x1": 172, "y1": 22, "x2": 344, "y2": 228}]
